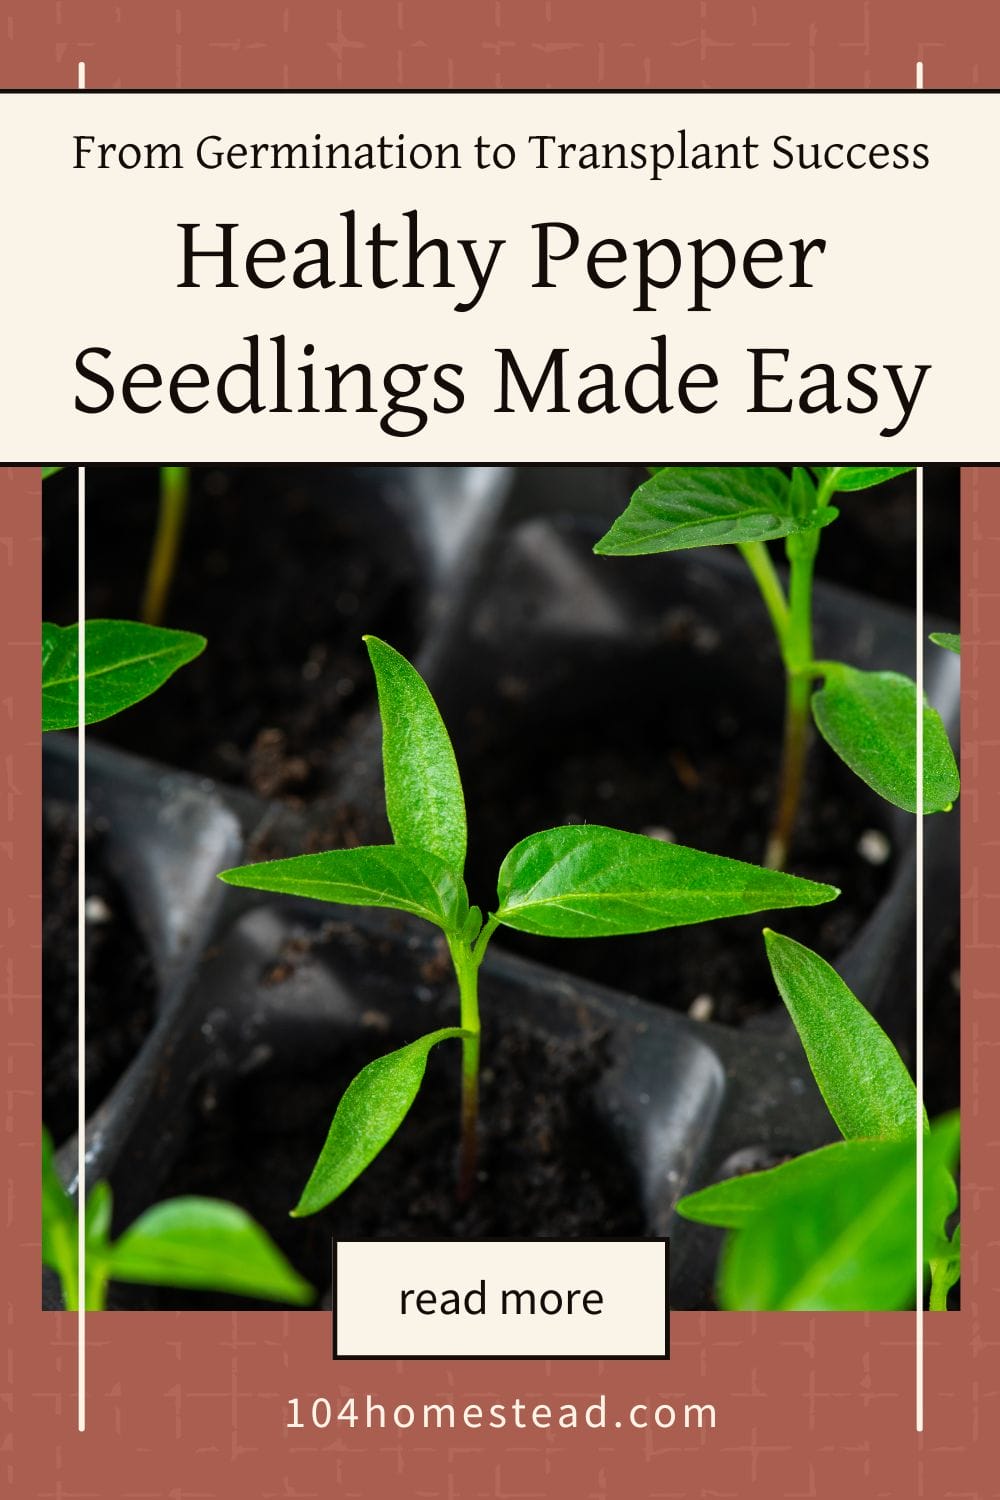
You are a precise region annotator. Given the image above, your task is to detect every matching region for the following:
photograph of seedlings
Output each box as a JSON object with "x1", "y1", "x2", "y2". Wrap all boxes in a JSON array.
[{"x1": 41, "y1": 463, "x2": 960, "y2": 1311}]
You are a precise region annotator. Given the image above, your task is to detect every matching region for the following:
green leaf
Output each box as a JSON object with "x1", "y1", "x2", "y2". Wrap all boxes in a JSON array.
[
  {"x1": 41, "y1": 619, "x2": 206, "y2": 731},
  {"x1": 930, "y1": 632, "x2": 961, "y2": 656},
  {"x1": 292, "y1": 1028, "x2": 467, "y2": 1215},
  {"x1": 595, "y1": 467, "x2": 835, "y2": 556},
  {"x1": 108, "y1": 1198, "x2": 314, "y2": 1305},
  {"x1": 811, "y1": 664, "x2": 959, "y2": 814},
  {"x1": 365, "y1": 636, "x2": 467, "y2": 872},
  {"x1": 930, "y1": 1225, "x2": 961, "y2": 1309},
  {"x1": 461, "y1": 904, "x2": 483, "y2": 945},
  {"x1": 818, "y1": 466, "x2": 915, "y2": 493},
  {"x1": 693, "y1": 1117, "x2": 959, "y2": 1310},
  {"x1": 494, "y1": 825, "x2": 838, "y2": 938},
  {"x1": 764, "y1": 930, "x2": 923, "y2": 1141},
  {"x1": 219, "y1": 843, "x2": 468, "y2": 935},
  {"x1": 84, "y1": 1180, "x2": 113, "y2": 1248},
  {"x1": 42, "y1": 466, "x2": 64, "y2": 480}
]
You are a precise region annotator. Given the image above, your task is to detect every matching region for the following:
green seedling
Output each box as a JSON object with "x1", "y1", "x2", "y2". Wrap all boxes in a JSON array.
[
  {"x1": 595, "y1": 467, "x2": 960, "y2": 868},
  {"x1": 220, "y1": 636, "x2": 839, "y2": 1216},
  {"x1": 930, "y1": 631, "x2": 961, "y2": 655},
  {"x1": 42, "y1": 1128, "x2": 313, "y2": 1310},
  {"x1": 42, "y1": 618, "x2": 205, "y2": 730},
  {"x1": 677, "y1": 931, "x2": 960, "y2": 1311}
]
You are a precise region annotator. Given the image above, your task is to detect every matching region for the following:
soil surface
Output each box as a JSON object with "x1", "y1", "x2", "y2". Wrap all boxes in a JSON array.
[
  {"x1": 43, "y1": 802, "x2": 158, "y2": 1145},
  {"x1": 43, "y1": 466, "x2": 422, "y2": 799},
  {"x1": 115, "y1": 1008, "x2": 644, "y2": 1309}
]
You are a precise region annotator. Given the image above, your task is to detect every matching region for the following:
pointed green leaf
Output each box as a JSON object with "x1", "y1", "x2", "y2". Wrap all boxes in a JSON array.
[
  {"x1": 764, "y1": 930, "x2": 923, "y2": 1142},
  {"x1": 42, "y1": 619, "x2": 206, "y2": 731},
  {"x1": 677, "y1": 1137, "x2": 888, "y2": 1229},
  {"x1": 930, "y1": 632, "x2": 960, "y2": 656},
  {"x1": 594, "y1": 467, "x2": 836, "y2": 556},
  {"x1": 819, "y1": 466, "x2": 915, "y2": 493},
  {"x1": 365, "y1": 636, "x2": 466, "y2": 872},
  {"x1": 42, "y1": 467, "x2": 64, "y2": 480},
  {"x1": 292, "y1": 1028, "x2": 467, "y2": 1216},
  {"x1": 219, "y1": 843, "x2": 468, "y2": 935},
  {"x1": 41, "y1": 1128, "x2": 78, "y2": 1305},
  {"x1": 494, "y1": 825, "x2": 838, "y2": 938},
  {"x1": 108, "y1": 1198, "x2": 314, "y2": 1305},
  {"x1": 712, "y1": 1116, "x2": 959, "y2": 1311},
  {"x1": 811, "y1": 664, "x2": 959, "y2": 813}
]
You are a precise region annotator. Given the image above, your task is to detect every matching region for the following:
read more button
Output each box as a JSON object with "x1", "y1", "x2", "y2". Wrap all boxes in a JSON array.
[{"x1": 332, "y1": 1240, "x2": 668, "y2": 1358}]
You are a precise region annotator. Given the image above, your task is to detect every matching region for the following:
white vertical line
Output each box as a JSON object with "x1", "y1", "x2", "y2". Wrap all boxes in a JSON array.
[
  {"x1": 77, "y1": 466, "x2": 87, "y2": 1434},
  {"x1": 916, "y1": 467, "x2": 925, "y2": 1435},
  {"x1": 914, "y1": 57, "x2": 925, "y2": 1439},
  {"x1": 77, "y1": 59, "x2": 87, "y2": 1439}
]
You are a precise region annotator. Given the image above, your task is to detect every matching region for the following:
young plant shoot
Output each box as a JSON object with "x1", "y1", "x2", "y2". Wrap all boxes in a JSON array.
[
  {"x1": 595, "y1": 467, "x2": 960, "y2": 868},
  {"x1": 42, "y1": 1128, "x2": 313, "y2": 1310},
  {"x1": 219, "y1": 636, "x2": 839, "y2": 1217},
  {"x1": 676, "y1": 931, "x2": 960, "y2": 1311}
]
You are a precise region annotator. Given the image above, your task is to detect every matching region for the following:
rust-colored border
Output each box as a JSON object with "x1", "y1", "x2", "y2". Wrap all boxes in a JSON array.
[{"x1": 3, "y1": 2, "x2": 998, "y2": 1493}]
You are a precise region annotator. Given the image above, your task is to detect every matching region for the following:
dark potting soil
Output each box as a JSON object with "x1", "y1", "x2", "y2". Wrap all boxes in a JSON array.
[
  {"x1": 128, "y1": 1008, "x2": 644, "y2": 1310},
  {"x1": 42, "y1": 802, "x2": 158, "y2": 1146},
  {"x1": 44, "y1": 466, "x2": 422, "y2": 799}
]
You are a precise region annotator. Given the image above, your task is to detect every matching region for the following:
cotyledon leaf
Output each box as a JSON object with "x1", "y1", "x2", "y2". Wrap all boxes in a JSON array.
[
  {"x1": 494, "y1": 825, "x2": 838, "y2": 938},
  {"x1": 219, "y1": 843, "x2": 469, "y2": 935},
  {"x1": 41, "y1": 619, "x2": 206, "y2": 730},
  {"x1": 764, "y1": 930, "x2": 924, "y2": 1142},
  {"x1": 930, "y1": 632, "x2": 960, "y2": 656},
  {"x1": 811, "y1": 663, "x2": 959, "y2": 814},
  {"x1": 594, "y1": 466, "x2": 836, "y2": 556},
  {"x1": 291, "y1": 1028, "x2": 468, "y2": 1215}
]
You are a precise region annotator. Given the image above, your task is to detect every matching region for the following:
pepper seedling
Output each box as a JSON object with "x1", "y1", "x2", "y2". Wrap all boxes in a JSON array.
[
  {"x1": 42, "y1": 1128, "x2": 313, "y2": 1310},
  {"x1": 595, "y1": 467, "x2": 960, "y2": 868},
  {"x1": 676, "y1": 931, "x2": 960, "y2": 1311},
  {"x1": 219, "y1": 636, "x2": 839, "y2": 1216}
]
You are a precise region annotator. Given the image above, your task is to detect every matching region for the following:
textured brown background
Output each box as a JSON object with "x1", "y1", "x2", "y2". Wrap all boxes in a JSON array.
[{"x1": 2, "y1": 3, "x2": 997, "y2": 1495}]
